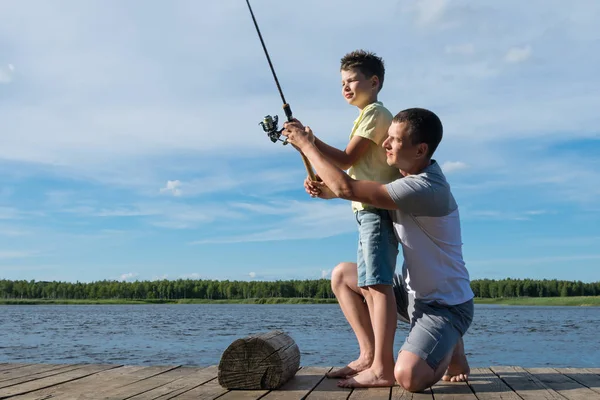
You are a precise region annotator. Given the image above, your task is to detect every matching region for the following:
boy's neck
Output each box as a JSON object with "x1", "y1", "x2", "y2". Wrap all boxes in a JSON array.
[{"x1": 356, "y1": 95, "x2": 379, "y2": 111}]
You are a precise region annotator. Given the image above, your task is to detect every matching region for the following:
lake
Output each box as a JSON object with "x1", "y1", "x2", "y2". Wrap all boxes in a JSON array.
[{"x1": 1, "y1": 304, "x2": 599, "y2": 368}]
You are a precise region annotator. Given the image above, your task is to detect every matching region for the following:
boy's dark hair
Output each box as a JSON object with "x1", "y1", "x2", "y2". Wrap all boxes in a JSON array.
[
  {"x1": 340, "y1": 50, "x2": 385, "y2": 91},
  {"x1": 393, "y1": 108, "x2": 443, "y2": 158}
]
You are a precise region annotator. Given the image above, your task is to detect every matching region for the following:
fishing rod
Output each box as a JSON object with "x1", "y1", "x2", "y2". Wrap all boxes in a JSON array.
[{"x1": 245, "y1": 0, "x2": 316, "y2": 181}]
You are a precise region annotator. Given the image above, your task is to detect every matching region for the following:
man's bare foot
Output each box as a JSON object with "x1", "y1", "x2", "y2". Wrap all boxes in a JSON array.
[
  {"x1": 442, "y1": 338, "x2": 470, "y2": 382},
  {"x1": 326, "y1": 358, "x2": 371, "y2": 379},
  {"x1": 337, "y1": 368, "x2": 395, "y2": 388}
]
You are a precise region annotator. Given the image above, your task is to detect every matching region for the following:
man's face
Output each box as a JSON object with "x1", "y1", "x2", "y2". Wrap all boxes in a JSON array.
[
  {"x1": 382, "y1": 122, "x2": 423, "y2": 172},
  {"x1": 340, "y1": 68, "x2": 377, "y2": 107}
]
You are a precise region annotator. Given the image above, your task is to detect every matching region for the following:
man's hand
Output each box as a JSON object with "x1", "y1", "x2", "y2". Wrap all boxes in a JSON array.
[
  {"x1": 304, "y1": 176, "x2": 337, "y2": 199},
  {"x1": 283, "y1": 120, "x2": 314, "y2": 151}
]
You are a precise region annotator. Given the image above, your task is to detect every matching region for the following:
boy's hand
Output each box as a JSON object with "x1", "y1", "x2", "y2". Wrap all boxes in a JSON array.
[{"x1": 283, "y1": 121, "x2": 313, "y2": 150}]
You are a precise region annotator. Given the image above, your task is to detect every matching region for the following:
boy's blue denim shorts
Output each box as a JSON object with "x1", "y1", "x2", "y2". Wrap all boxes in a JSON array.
[{"x1": 355, "y1": 208, "x2": 398, "y2": 287}]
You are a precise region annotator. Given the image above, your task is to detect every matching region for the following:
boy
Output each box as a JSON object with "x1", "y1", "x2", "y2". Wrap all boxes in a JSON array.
[{"x1": 303, "y1": 50, "x2": 401, "y2": 387}]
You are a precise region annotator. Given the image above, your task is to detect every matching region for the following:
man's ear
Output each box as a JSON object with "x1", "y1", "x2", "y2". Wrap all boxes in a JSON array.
[{"x1": 416, "y1": 143, "x2": 429, "y2": 159}]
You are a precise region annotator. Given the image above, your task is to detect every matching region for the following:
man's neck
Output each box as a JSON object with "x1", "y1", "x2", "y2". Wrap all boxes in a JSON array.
[{"x1": 400, "y1": 159, "x2": 432, "y2": 177}]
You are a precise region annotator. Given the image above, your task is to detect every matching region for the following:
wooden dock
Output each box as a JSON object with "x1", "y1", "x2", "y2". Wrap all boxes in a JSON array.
[{"x1": 0, "y1": 363, "x2": 599, "y2": 399}]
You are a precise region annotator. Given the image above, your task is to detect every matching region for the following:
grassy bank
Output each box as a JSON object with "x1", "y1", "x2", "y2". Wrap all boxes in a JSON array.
[
  {"x1": 474, "y1": 296, "x2": 600, "y2": 306},
  {"x1": 1, "y1": 296, "x2": 599, "y2": 306},
  {"x1": 0, "y1": 297, "x2": 339, "y2": 305}
]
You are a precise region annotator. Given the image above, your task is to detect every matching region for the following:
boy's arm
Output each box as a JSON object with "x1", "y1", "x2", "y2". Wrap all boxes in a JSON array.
[{"x1": 313, "y1": 135, "x2": 373, "y2": 170}]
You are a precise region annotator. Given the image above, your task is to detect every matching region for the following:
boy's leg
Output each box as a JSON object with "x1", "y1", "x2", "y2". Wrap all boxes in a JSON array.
[
  {"x1": 339, "y1": 283, "x2": 397, "y2": 388},
  {"x1": 327, "y1": 262, "x2": 375, "y2": 378},
  {"x1": 339, "y1": 209, "x2": 398, "y2": 388},
  {"x1": 394, "y1": 299, "x2": 474, "y2": 392}
]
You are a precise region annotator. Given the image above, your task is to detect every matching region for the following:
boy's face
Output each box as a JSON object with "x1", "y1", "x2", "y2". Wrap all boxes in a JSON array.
[
  {"x1": 341, "y1": 68, "x2": 378, "y2": 108},
  {"x1": 382, "y1": 122, "x2": 427, "y2": 172}
]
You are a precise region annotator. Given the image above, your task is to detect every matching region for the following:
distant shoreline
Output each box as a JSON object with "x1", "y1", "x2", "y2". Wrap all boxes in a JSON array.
[{"x1": 1, "y1": 296, "x2": 600, "y2": 306}]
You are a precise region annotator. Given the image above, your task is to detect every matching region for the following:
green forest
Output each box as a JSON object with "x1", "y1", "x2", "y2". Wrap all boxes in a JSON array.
[{"x1": 0, "y1": 278, "x2": 598, "y2": 301}]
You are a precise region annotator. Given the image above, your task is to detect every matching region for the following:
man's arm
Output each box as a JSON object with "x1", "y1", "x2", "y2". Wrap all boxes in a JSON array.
[
  {"x1": 302, "y1": 143, "x2": 398, "y2": 210},
  {"x1": 314, "y1": 135, "x2": 372, "y2": 170}
]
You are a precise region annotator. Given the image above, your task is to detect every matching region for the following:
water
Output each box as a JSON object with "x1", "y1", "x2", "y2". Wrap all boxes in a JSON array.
[{"x1": 1, "y1": 304, "x2": 599, "y2": 367}]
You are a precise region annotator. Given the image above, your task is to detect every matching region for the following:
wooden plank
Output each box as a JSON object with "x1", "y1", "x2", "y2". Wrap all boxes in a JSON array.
[
  {"x1": 466, "y1": 367, "x2": 520, "y2": 400},
  {"x1": 168, "y1": 379, "x2": 228, "y2": 400},
  {"x1": 391, "y1": 385, "x2": 433, "y2": 399},
  {"x1": 348, "y1": 386, "x2": 392, "y2": 399},
  {"x1": 0, "y1": 365, "x2": 31, "y2": 374},
  {"x1": 432, "y1": 379, "x2": 477, "y2": 400},
  {"x1": 0, "y1": 364, "x2": 75, "y2": 383},
  {"x1": 261, "y1": 367, "x2": 331, "y2": 400},
  {"x1": 8, "y1": 365, "x2": 174, "y2": 400},
  {"x1": 0, "y1": 365, "x2": 84, "y2": 390},
  {"x1": 490, "y1": 366, "x2": 564, "y2": 400},
  {"x1": 526, "y1": 368, "x2": 598, "y2": 400},
  {"x1": 0, "y1": 364, "x2": 84, "y2": 390},
  {"x1": 77, "y1": 365, "x2": 204, "y2": 399},
  {"x1": 303, "y1": 372, "x2": 353, "y2": 400},
  {"x1": 216, "y1": 388, "x2": 269, "y2": 399},
  {"x1": 0, "y1": 364, "x2": 118, "y2": 399},
  {"x1": 556, "y1": 368, "x2": 600, "y2": 395},
  {"x1": 127, "y1": 366, "x2": 218, "y2": 400}
]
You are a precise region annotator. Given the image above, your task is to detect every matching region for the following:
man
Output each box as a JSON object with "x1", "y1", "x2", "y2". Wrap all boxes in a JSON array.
[{"x1": 283, "y1": 108, "x2": 475, "y2": 392}]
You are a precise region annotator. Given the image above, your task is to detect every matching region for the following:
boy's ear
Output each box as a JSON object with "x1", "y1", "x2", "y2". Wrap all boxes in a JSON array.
[{"x1": 371, "y1": 75, "x2": 380, "y2": 90}]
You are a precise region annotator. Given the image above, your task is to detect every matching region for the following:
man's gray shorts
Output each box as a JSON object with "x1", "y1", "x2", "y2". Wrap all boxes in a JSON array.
[{"x1": 392, "y1": 274, "x2": 474, "y2": 370}]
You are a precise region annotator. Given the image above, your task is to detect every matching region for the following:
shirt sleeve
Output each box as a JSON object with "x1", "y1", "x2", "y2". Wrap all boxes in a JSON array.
[
  {"x1": 353, "y1": 105, "x2": 390, "y2": 146},
  {"x1": 385, "y1": 176, "x2": 454, "y2": 217}
]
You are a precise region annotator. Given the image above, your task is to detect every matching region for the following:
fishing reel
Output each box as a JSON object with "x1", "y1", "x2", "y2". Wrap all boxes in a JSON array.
[{"x1": 259, "y1": 115, "x2": 288, "y2": 145}]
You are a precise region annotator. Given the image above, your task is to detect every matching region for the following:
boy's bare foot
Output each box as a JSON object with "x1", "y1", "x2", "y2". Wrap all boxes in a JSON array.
[
  {"x1": 442, "y1": 338, "x2": 470, "y2": 382},
  {"x1": 337, "y1": 368, "x2": 395, "y2": 388},
  {"x1": 326, "y1": 358, "x2": 372, "y2": 379}
]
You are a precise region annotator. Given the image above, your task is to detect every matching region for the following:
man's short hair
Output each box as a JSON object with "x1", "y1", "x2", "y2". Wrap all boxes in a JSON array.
[
  {"x1": 340, "y1": 50, "x2": 385, "y2": 92},
  {"x1": 393, "y1": 108, "x2": 443, "y2": 158}
]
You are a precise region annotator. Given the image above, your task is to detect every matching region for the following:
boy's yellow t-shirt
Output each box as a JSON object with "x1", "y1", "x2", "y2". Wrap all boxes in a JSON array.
[{"x1": 347, "y1": 101, "x2": 401, "y2": 212}]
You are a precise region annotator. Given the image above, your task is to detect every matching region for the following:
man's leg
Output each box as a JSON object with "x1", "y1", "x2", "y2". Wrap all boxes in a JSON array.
[
  {"x1": 327, "y1": 262, "x2": 375, "y2": 379},
  {"x1": 394, "y1": 299, "x2": 474, "y2": 392},
  {"x1": 339, "y1": 284, "x2": 397, "y2": 387},
  {"x1": 442, "y1": 336, "x2": 470, "y2": 382}
]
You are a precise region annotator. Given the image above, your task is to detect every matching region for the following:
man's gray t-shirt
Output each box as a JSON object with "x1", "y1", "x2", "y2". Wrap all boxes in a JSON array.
[{"x1": 385, "y1": 161, "x2": 474, "y2": 305}]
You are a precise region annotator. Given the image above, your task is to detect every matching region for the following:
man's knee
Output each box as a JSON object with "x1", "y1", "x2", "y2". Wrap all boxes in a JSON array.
[{"x1": 394, "y1": 353, "x2": 434, "y2": 393}]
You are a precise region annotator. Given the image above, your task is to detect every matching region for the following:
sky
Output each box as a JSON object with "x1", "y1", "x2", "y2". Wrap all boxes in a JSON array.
[{"x1": 1, "y1": 0, "x2": 599, "y2": 284}]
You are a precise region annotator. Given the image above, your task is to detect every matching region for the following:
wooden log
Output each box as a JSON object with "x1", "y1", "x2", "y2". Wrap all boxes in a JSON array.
[{"x1": 218, "y1": 330, "x2": 301, "y2": 390}]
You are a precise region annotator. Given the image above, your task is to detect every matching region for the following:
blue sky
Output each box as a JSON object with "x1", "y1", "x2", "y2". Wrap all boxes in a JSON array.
[{"x1": 1, "y1": 0, "x2": 599, "y2": 283}]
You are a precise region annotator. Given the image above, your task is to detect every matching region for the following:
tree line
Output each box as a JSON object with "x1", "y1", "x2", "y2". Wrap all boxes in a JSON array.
[{"x1": 0, "y1": 278, "x2": 598, "y2": 301}]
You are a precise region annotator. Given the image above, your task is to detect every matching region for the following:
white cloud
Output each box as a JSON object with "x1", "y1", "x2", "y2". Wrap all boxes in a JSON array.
[
  {"x1": 0, "y1": 64, "x2": 14, "y2": 83},
  {"x1": 0, "y1": 207, "x2": 21, "y2": 220},
  {"x1": 441, "y1": 161, "x2": 469, "y2": 174},
  {"x1": 180, "y1": 273, "x2": 201, "y2": 279},
  {"x1": 463, "y1": 209, "x2": 550, "y2": 221},
  {"x1": 191, "y1": 201, "x2": 355, "y2": 244},
  {"x1": 0, "y1": 228, "x2": 29, "y2": 237},
  {"x1": 0, "y1": 250, "x2": 35, "y2": 259},
  {"x1": 152, "y1": 274, "x2": 169, "y2": 281},
  {"x1": 321, "y1": 269, "x2": 331, "y2": 279},
  {"x1": 119, "y1": 272, "x2": 138, "y2": 281},
  {"x1": 249, "y1": 272, "x2": 256, "y2": 279},
  {"x1": 414, "y1": 0, "x2": 449, "y2": 26},
  {"x1": 504, "y1": 46, "x2": 532, "y2": 64},
  {"x1": 160, "y1": 180, "x2": 182, "y2": 197},
  {"x1": 471, "y1": 254, "x2": 600, "y2": 267},
  {"x1": 445, "y1": 43, "x2": 475, "y2": 55}
]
